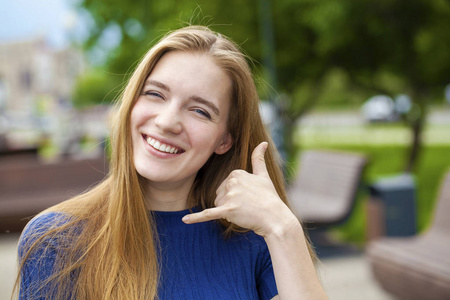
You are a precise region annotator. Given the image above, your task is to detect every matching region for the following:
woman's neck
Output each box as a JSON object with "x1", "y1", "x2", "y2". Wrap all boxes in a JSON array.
[{"x1": 145, "y1": 178, "x2": 194, "y2": 211}]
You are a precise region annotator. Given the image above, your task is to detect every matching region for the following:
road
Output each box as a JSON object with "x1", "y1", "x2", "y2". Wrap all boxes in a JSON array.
[{"x1": 298, "y1": 108, "x2": 450, "y2": 127}]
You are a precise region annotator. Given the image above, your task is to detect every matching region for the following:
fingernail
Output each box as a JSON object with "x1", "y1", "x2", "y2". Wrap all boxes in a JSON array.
[{"x1": 182, "y1": 215, "x2": 190, "y2": 223}]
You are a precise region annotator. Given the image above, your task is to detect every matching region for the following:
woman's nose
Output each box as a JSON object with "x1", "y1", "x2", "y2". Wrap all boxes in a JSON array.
[{"x1": 154, "y1": 103, "x2": 183, "y2": 134}]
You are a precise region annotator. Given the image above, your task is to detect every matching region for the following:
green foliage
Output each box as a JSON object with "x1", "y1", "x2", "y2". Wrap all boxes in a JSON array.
[
  {"x1": 77, "y1": 0, "x2": 261, "y2": 72},
  {"x1": 314, "y1": 69, "x2": 370, "y2": 109},
  {"x1": 72, "y1": 69, "x2": 124, "y2": 108}
]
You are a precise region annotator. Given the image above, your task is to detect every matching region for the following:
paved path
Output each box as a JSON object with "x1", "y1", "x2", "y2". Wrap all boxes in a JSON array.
[
  {"x1": 0, "y1": 234, "x2": 394, "y2": 299},
  {"x1": 0, "y1": 234, "x2": 20, "y2": 299}
]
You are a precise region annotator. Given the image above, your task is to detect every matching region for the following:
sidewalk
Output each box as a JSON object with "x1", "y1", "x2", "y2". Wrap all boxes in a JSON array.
[
  {"x1": 0, "y1": 234, "x2": 394, "y2": 299},
  {"x1": 318, "y1": 254, "x2": 394, "y2": 300},
  {"x1": 0, "y1": 233, "x2": 20, "y2": 299}
]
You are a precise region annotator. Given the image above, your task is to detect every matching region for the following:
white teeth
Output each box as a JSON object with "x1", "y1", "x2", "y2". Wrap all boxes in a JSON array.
[{"x1": 145, "y1": 137, "x2": 180, "y2": 154}]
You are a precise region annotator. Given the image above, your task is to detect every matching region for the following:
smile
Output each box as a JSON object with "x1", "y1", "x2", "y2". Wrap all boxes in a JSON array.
[{"x1": 144, "y1": 135, "x2": 184, "y2": 154}]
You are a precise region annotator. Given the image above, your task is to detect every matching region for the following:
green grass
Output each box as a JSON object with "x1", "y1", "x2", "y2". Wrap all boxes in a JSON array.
[
  {"x1": 298, "y1": 123, "x2": 450, "y2": 146},
  {"x1": 297, "y1": 144, "x2": 450, "y2": 246}
]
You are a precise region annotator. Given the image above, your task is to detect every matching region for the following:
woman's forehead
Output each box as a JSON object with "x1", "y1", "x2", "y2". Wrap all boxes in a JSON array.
[{"x1": 147, "y1": 51, "x2": 231, "y2": 99}]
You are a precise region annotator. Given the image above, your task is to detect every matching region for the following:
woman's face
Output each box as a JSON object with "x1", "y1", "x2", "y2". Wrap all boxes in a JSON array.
[{"x1": 130, "y1": 51, "x2": 233, "y2": 187}]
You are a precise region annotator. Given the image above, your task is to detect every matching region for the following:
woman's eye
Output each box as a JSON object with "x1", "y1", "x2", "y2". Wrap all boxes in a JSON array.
[
  {"x1": 142, "y1": 91, "x2": 163, "y2": 99},
  {"x1": 194, "y1": 109, "x2": 211, "y2": 119}
]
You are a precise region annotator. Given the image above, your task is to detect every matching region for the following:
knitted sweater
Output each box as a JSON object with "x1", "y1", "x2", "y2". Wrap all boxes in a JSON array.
[{"x1": 18, "y1": 209, "x2": 278, "y2": 299}]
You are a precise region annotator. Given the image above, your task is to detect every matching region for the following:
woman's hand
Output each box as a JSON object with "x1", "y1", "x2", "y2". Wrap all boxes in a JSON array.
[
  {"x1": 183, "y1": 142, "x2": 328, "y2": 299},
  {"x1": 182, "y1": 142, "x2": 298, "y2": 238}
]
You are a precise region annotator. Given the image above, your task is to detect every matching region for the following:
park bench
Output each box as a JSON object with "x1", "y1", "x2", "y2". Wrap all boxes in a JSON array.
[
  {"x1": 366, "y1": 171, "x2": 450, "y2": 300},
  {"x1": 288, "y1": 150, "x2": 367, "y2": 227},
  {"x1": 0, "y1": 155, "x2": 108, "y2": 233}
]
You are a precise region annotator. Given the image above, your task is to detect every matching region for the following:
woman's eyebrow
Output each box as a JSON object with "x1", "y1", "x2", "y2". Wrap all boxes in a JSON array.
[
  {"x1": 144, "y1": 79, "x2": 170, "y2": 92},
  {"x1": 190, "y1": 96, "x2": 220, "y2": 116}
]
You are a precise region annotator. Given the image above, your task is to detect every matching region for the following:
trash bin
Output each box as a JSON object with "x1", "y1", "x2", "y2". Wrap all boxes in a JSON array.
[{"x1": 367, "y1": 174, "x2": 417, "y2": 240}]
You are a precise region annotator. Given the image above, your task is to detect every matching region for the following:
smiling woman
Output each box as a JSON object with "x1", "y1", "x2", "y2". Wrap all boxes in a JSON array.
[{"x1": 14, "y1": 26, "x2": 328, "y2": 300}]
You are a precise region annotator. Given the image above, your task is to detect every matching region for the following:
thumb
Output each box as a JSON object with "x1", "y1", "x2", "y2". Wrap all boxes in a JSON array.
[{"x1": 251, "y1": 142, "x2": 269, "y2": 177}]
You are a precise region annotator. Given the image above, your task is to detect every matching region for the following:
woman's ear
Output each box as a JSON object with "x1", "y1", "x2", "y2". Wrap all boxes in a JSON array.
[{"x1": 215, "y1": 132, "x2": 233, "y2": 155}]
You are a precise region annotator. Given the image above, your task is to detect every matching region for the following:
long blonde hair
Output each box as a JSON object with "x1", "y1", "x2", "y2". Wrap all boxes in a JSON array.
[{"x1": 14, "y1": 25, "x2": 312, "y2": 300}]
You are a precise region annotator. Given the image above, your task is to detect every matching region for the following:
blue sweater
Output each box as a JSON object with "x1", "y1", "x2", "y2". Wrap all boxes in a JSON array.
[{"x1": 18, "y1": 209, "x2": 278, "y2": 299}]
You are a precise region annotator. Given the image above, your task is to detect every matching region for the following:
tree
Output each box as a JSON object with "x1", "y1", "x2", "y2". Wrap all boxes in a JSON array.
[{"x1": 273, "y1": 0, "x2": 450, "y2": 172}]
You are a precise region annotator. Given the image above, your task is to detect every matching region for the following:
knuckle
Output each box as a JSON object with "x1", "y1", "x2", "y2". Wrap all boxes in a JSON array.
[
  {"x1": 226, "y1": 190, "x2": 236, "y2": 199},
  {"x1": 226, "y1": 178, "x2": 238, "y2": 188},
  {"x1": 230, "y1": 169, "x2": 245, "y2": 178},
  {"x1": 225, "y1": 190, "x2": 241, "y2": 201},
  {"x1": 237, "y1": 169, "x2": 248, "y2": 175}
]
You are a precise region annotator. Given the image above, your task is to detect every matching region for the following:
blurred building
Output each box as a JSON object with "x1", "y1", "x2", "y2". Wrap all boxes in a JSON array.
[
  {"x1": 0, "y1": 37, "x2": 84, "y2": 112},
  {"x1": 0, "y1": 37, "x2": 86, "y2": 153}
]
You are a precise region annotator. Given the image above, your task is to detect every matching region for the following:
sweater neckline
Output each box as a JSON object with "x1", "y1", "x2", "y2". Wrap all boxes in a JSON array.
[{"x1": 151, "y1": 207, "x2": 199, "y2": 217}]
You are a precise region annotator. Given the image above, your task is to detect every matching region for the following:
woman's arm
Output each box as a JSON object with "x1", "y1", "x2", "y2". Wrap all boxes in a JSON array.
[
  {"x1": 183, "y1": 142, "x2": 328, "y2": 300},
  {"x1": 264, "y1": 213, "x2": 327, "y2": 299}
]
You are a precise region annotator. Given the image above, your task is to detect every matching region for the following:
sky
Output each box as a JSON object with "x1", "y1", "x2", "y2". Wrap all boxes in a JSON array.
[{"x1": 0, "y1": 0, "x2": 87, "y2": 49}]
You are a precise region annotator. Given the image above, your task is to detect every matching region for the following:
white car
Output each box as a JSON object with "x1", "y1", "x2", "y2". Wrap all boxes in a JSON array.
[{"x1": 361, "y1": 95, "x2": 397, "y2": 122}]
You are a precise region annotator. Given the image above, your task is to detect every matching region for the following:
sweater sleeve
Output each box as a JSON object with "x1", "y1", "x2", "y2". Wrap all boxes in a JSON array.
[{"x1": 18, "y1": 213, "x2": 66, "y2": 299}]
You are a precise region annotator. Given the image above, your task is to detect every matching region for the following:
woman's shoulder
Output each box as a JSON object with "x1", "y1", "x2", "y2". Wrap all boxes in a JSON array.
[
  {"x1": 18, "y1": 212, "x2": 74, "y2": 256},
  {"x1": 22, "y1": 212, "x2": 71, "y2": 235}
]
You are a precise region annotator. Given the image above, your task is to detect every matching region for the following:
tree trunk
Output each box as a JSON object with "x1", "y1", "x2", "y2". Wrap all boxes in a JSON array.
[
  {"x1": 405, "y1": 117, "x2": 424, "y2": 173},
  {"x1": 404, "y1": 94, "x2": 428, "y2": 173}
]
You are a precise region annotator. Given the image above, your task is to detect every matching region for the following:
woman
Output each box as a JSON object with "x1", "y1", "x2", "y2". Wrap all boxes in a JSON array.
[{"x1": 15, "y1": 25, "x2": 328, "y2": 299}]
